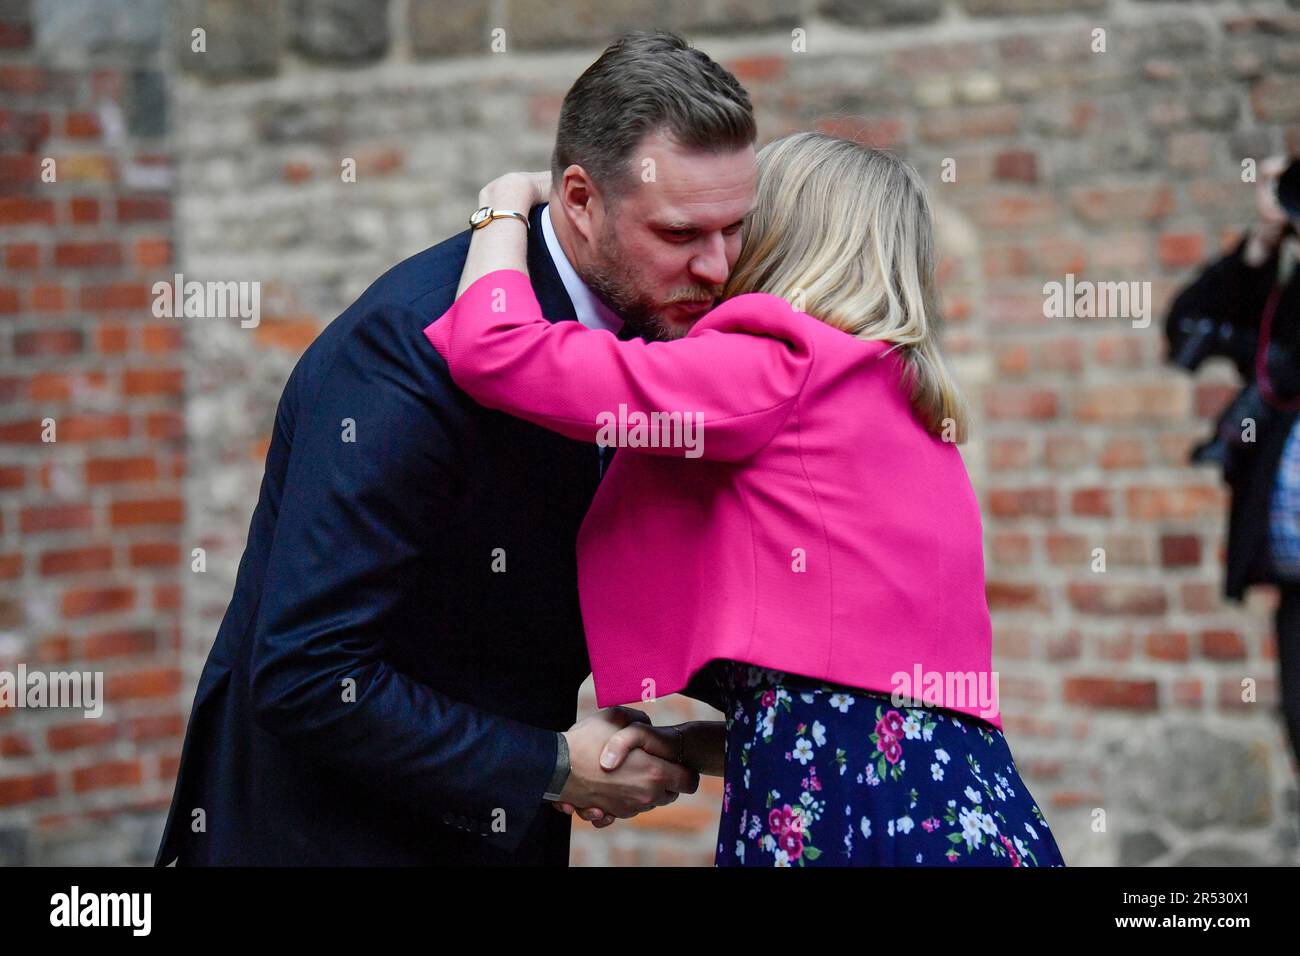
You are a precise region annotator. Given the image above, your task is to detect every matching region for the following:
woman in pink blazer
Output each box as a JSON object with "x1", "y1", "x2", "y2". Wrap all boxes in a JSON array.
[{"x1": 426, "y1": 133, "x2": 1064, "y2": 867}]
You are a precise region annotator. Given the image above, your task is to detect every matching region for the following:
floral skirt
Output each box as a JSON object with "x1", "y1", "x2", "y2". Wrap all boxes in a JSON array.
[{"x1": 708, "y1": 661, "x2": 1067, "y2": 867}]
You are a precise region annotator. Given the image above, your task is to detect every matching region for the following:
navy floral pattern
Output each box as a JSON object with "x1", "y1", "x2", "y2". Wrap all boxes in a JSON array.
[{"x1": 708, "y1": 661, "x2": 1067, "y2": 867}]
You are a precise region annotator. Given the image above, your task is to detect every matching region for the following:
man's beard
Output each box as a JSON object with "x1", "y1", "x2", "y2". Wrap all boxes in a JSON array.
[{"x1": 580, "y1": 230, "x2": 723, "y2": 342}]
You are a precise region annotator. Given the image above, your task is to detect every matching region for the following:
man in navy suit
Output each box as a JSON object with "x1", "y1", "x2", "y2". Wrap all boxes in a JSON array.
[{"x1": 156, "y1": 30, "x2": 758, "y2": 865}]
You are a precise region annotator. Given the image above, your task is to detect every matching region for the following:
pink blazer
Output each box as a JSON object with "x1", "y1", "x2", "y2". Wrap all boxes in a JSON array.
[{"x1": 425, "y1": 269, "x2": 1001, "y2": 729}]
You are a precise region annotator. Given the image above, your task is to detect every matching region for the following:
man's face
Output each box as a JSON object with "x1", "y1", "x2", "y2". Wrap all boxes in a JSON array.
[{"x1": 576, "y1": 130, "x2": 757, "y2": 340}]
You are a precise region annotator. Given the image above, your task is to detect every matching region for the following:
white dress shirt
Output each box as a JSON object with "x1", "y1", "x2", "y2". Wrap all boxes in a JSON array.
[{"x1": 540, "y1": 203, "x2": 624, "y2": 336}]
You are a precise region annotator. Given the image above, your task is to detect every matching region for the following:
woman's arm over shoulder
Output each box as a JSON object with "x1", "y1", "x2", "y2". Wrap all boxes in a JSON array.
[{"x1": 425, "y1": 274, "x2": 816, "y2": 462}]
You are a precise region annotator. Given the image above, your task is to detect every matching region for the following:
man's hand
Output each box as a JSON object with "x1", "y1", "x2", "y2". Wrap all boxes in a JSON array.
[{"x1": 553, "y1": 706, "x2": 699, "y2": 827}]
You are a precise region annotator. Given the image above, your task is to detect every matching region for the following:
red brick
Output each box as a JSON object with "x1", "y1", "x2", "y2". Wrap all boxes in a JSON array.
[
  {"x1": 1199, "y1": 629, "x2": 1246, "y2": 661},
  {"x1": 105, "y1": 668, "x2": 180, "y2": 700},
  {"x1": 141, "y1": 324, "x2": 182, "y2": 353},
  {"x1": 987, "y1": 487, "x2": 1057, "y2": 518},
  {"x1": 83, "y1": 627, "x2": 156, "y2": 659},
  {"x1": 815, "y1": 115, "x2": 907, "y2": 149},
  {"x1": 1068, "y1": 582, "x2": 1168, "y2": 616},
  {"x1": 20, "y1": 505, "x2": 93, "y2": 534},
  {"x1": 86, "y1": 456, "x2": 159, "y2": 485},
  {"x1": 1146, "y1": 629, "x2": 1190, "y2": 662},
  {"x1": 0, "y1": 196, "x2": 55, "y2": 224},
  {"x1": 1071, "y1": 488, "x2": 1113, "y2": 517},
  {"x1": 5, "y1": 242, "x2": 39, "y2": 269},
  {"x1": 30, "y1": 284, "x2": 64, "y2": 311},
  {"x1": 0, "y1": 734, "x2": 33, "y2": 757},
  {"x1": 129, "y1": 541, "x2": 179, "y2": 568},
  {"x1": 110, "y1": 497, "x2": 183, "y2": 527},
  {"x1": 72, "y1": 760, "x2": 143, "y2": 793},
  {"x1": 39, "y1": 546, "x2": 112, "y2": 576},
  {"x1": 68, "y1": 196, "x2": 99, "y2": 224},
  {"x1": 133, "y1": 237, "x2": 171, "y2": 268},
  {"x1": 13, "y1": 328, "x2": 82, "y2": 357},
  {"x1": 55, "y1": 414, "x2": 131, "y2": 442},
  {"x1": 985, "y1": 580, "x2": 1048, "y2": 610},
  {"x1": 1158, "y1": 231, "x2": 1206, "y2": 269},
  {"x1": 62, "y1": 586, "x2": 135, "y2": 618},
  {"x1": 98, "y1": 322, "x2": 128, "y2": 354},
  {"x1": 1160, "y1": 534, "x2": 1201, "y2": 568},
  {"x1": 0, "y1": 64, "x2": 47, "y2": 93},
  {"x1": 115, "y1": 196, "x2": 170, "y2": 222},
  {"x1": 48, "y1": 722, "x2": 117, "y2": 752},
  {"x1": 0, "y1": 772, "x2": 57, "y2": 807},
  {"x1": 145, "y1": 412, "x2": 184, "y2": 440},
  {"x1": 128, "y1": 713, "x2": 184, "y2": 742},
  {"x1": 64, "y1": 111, "x2": 100, "y2": 138},
  {"x1": 1063, "y1": 677, "x2": 1159, "y2": 710},
  {"x1": 79, "y1": 283, "x2": 152, "y2": 311},
  {"x1": 994, "y1": 149, "x2": 1038, "y2": 183},
  {"x1": 0, "y1": 23, "x2": 33, "y2": 50},
  {"x1": 122, "y1": 368, "x2": 183, "y2": 397},
  {"x1": 55, "y1": 241, "x2": 122, "y2": 269}
]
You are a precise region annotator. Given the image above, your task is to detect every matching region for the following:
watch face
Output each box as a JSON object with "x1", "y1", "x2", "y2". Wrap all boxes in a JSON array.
[{"x1": 469, "y1": 206, "x2": 491, "y2": 227}]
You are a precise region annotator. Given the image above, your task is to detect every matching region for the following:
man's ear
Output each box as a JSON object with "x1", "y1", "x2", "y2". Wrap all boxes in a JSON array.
[{"x1": 559, "y1": 164, "x2": 600, "y2": 244}]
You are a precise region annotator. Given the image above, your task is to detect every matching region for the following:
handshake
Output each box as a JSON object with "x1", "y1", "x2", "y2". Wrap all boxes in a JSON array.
[{"x1": 553, "y1": 706, "x2": 724, "y2": 827}]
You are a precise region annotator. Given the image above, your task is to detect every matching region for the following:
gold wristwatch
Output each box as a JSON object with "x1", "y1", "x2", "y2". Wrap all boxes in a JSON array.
[{"x1": 468, "y1": 205, "x2": 530, "y2": 231}]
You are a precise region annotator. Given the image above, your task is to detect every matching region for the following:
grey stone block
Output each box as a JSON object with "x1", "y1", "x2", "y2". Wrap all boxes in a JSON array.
[
  {"x1": 34, "y1": 0, "x2": 164, "y2": 60},
  {"x1": 409, "y1": 0, "x2": 490, "y2": 57},
  {"x1": 819, "y1": 0, "x2": 943, "y2": 28},
  {"x1": 176, "y1": 0, "x2": 282, "y2": 81},
  {"x1": 290, "y1": 0, "x2": 388, "y2": 64}
]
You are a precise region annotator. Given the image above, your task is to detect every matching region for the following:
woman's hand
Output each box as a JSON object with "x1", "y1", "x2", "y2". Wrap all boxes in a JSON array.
[{"x1": 478, "y1": 170, "x2": 551, "y2": 213}]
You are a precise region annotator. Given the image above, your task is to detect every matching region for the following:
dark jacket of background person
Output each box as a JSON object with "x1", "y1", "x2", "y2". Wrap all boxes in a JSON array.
[
  {"x1": 156, "y1": 204, "x2": 599, "y2": 865},
  {"x1": 1165, "y1": 234, "x2": 1300, "y2": 602}
]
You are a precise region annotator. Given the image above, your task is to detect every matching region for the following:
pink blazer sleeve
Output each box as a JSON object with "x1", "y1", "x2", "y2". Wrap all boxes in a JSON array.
[{"x1": 423, "y1": 268, "x2": 815, "y2": 462}]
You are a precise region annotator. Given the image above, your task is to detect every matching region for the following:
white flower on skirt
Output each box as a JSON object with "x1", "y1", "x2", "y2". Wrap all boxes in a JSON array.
[
  {"x1": 829, "y1": 693, "x2": 854, "y2": 713},
  {"x1": 931, "y1": 762, "x2": 944, "y2": 782},
  {"x1": 860, "y1": 816, "x2": 872, "y2": 839},
  {"x1": 811, "y1": 720, "x2": 827, "y2": 747},
  {"x1": 792, "y1": 738, "x2": 815, "y2": 764},
  {"x1": 959, "y1": 807, "x2": 984, "y2": 850}
]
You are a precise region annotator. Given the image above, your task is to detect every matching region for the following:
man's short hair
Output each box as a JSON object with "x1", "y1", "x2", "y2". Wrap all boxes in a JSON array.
[{"x1": 552, "y1": 30, "x2": 757, "y2": 200}]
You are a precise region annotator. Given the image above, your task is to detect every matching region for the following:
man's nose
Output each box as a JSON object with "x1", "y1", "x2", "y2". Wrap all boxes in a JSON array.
[{"x1": 689, "y1": 234, "x2": 730, "y2": 288}]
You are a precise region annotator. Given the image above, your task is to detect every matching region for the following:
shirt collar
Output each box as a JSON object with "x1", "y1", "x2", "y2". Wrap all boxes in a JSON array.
[{"x1": 541, "y1": 203, "x2": 624, "y2": 336}]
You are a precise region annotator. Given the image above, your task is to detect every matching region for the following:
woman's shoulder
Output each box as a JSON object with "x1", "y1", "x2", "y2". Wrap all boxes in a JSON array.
[
  {"x1": 690, "y1": 292, "x2": 823, "y2": 344},
  {"x1": 694, "y1": 294, "x2": 893, "y2": 360}
]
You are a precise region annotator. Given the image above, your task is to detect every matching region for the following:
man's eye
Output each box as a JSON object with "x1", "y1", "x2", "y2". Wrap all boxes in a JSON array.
[
  {"x1": 723, "y1": 223, "x2": 743, "y2": 236},
  {"x1": 662, "y1": 230, "x2": 693, "y2": 242}
]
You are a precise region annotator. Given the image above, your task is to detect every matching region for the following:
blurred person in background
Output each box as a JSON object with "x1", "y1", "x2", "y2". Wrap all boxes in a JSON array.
[{"x1": 1165, "y1": 154, "x2": 1300, "y2": 783}]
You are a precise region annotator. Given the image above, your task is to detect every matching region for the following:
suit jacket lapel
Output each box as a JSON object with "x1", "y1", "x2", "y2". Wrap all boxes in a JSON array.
[{"x1": 526, "y1": 203, "x2": 579, "y2": 326}]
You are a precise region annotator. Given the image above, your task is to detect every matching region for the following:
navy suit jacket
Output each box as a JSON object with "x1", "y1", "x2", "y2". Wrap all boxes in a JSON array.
[{"x1": 156, "y1": 204, "x2": 604, "y2": 865}]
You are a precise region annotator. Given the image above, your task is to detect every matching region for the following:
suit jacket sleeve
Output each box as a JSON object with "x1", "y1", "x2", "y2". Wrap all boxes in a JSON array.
[
  {"x1": 248, "y1": 300, "x2": 559, "y2": 853},
  {"x1": 424, "y1": 268, "x2": 815, "y2": 462}
]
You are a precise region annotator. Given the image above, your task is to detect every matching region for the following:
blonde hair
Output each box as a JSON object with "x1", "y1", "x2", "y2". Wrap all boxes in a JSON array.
[{"x1": 721, "y1": 131, "x2": 970, "y2": 442}]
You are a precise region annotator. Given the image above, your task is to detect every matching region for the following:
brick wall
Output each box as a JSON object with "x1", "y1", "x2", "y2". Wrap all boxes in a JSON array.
[
  {"x1": 3, "y1": 0, "x2": 1300, "y2": 866},
  {"x1": 0, "y1": 0, "x2": 182, "y2": 863}
]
